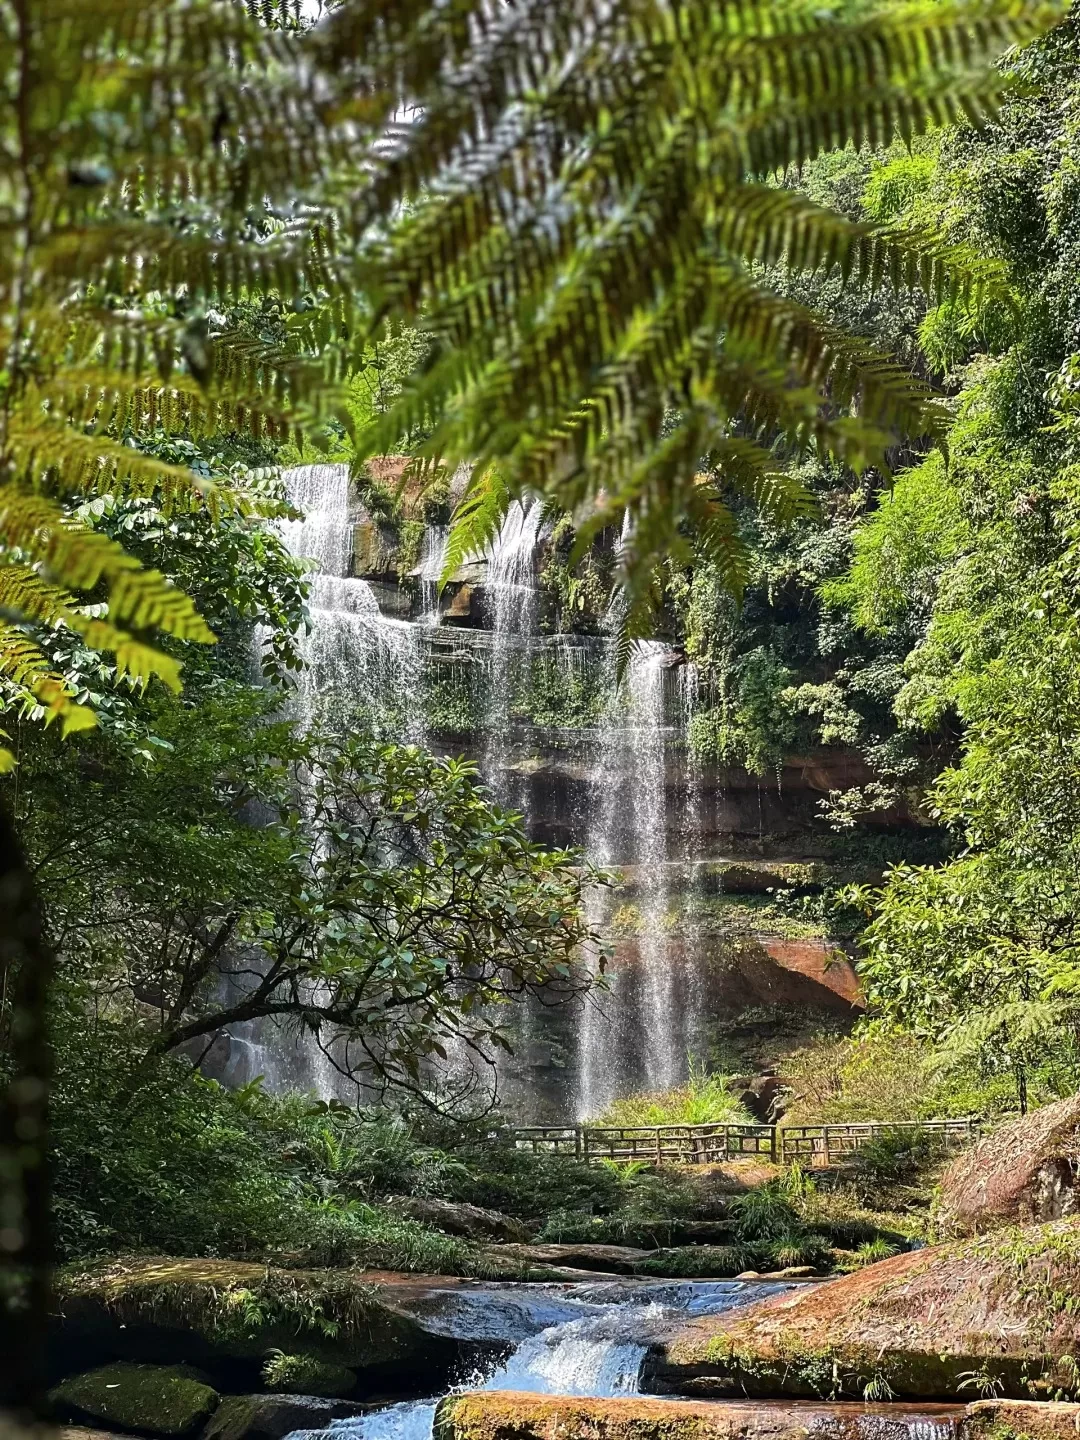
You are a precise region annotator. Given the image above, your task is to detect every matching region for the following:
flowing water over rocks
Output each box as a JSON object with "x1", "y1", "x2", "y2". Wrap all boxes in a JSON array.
[
  {"x1": 284, "y1": 1282, "x2": 962, "y2": 1440},
  {"x1": 250, "y1": 465, "x2": 863, "y2": 1116},
  {"x1": 286, "y1": 1282, "x2": 795, "y2": 1440}
]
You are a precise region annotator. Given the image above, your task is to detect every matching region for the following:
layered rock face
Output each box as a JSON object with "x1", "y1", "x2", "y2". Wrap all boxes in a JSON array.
[
  {"x1": 643, "y1": 1217, "x2": 1080, "y2": 1400},
  {"x1": 939, "y1": 1094, "x2": 1080, "y2": 1234},
  {"x1": 256, "y1": 463, "x2": 916, "y2": 1118}
]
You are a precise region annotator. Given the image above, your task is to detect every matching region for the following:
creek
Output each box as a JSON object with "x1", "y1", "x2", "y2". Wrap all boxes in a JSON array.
[{"x1": 287, "y1": 1281, "x2": 962, "y2": 1440}]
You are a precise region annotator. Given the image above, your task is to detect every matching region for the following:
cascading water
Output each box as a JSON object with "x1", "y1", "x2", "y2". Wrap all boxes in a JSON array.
[
  {"x1": 285, "y1": 1281, "x2": 965, "y2": 1440},
  {"x1": 279, "y1": 464, "x2": 427, "y2": 742},
  {"x1": 288, "y1": 1283, "x2": 786, "y2": 1440},
  {"x1": 574, "y1": 642, "x2": 688, "y2": 1117},
  {"x1": 626, "y1": 644, "x2": 679, "y2": 1093},
  {"x1": 247, "y1": 466, "x2": 703, "y2": 1116},
  {"x1": 483, "y1": 497, "x2": 545, "y2": 809},
  {"x1": 417, "y1": 524, "x2": 448, "y2": 626}
]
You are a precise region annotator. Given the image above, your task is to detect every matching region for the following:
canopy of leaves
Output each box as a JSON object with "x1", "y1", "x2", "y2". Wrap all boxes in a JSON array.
[
  {"x1": 0, "y1": 0, "x2": 1060, "y2": 752},
  {"x1": 21, "y1": 684, "x2": 600, "y2": 1104}
]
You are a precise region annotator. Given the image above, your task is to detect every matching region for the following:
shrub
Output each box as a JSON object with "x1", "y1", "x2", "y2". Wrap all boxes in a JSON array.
[
  {"x1": 853, "y1": 1238, "x2": 902, "y2": 1266},
  {"x1": 850, "y1": 1127, "x2": 936, "y2": 1197},
  {"x1": 261, "y1": 1351, "x2": 355, "y2": 1397},
  {"x1": 763, "y1": 1232, "x2": 833, "y2": 1270},
  {"x1": 596, "y1": 1066, "x2": 751, "y2": 1127},
  {"x1": 634, "y1": 1244, "x2": 754, "y2": 1278},
  {"x1": 729, "y1": 1182, "x2": 802, "y2": 1241}
]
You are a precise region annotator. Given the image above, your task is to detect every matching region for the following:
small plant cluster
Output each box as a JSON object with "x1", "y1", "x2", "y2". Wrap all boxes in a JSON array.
[{"x1": 596, "y1": 1063, "x2": 752, "y2": 1127}]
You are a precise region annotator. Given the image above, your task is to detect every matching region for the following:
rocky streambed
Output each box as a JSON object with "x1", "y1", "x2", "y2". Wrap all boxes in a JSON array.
[{"x1": 46, "y1": 1199, "x2": 1080, "y2": 1440}]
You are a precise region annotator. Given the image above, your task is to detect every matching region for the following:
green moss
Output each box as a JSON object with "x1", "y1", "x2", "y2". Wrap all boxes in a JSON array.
[
  {"x1": 49, "y1": 1362, "x2": 219, "y2": 1436},
  {"x1": 59, "y1": 1258, "x2": 421, "y2": 1370}
]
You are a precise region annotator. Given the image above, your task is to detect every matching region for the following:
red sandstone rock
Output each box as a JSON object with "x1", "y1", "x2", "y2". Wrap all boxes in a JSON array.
[
  {"x1": 963, "y1": 1401, "x2": 1080, "y2": 1440},
  {"x1": 644, "y1": 1217, "x2": 1080, "y2": 1400},
  {"x1": 434, "y1": 1392, "x2": 966, "y2": 1440},
  {"x1": 939, "y1": 1095, "x2": 1080, "y2": 1234}
]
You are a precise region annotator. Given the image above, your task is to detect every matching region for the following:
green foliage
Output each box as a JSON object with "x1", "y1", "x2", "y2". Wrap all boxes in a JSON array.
[
  {"x1": 347, "y1": 0, "x2": 1054, "y2": 634},
  {"x1": 595, "y1": 1067, "x2": 752, "y2": 1127},
  {"x1": 261, "y1": 1352, "x2": 354, "y2": 1398},
  {"x1": 852, "y1": 1237, "x2": 902, "y2": 1266},
  {"x1": 633, "y1": 1245, "x2": 754, "y2": 1279},
  {"x1": 849, "y1": 1127, "x2": 937, "y2": 1191},
  {"x1": 0, "y1": 0, "x2": 346, "y2": 749},
  {"x1": 730, "y1": 1182, "x2": 803, "y2": 1243},
  {"x1": 20, "y1": 684, "x2": 599, "y2": 1102},
  {"x1": 764, "y1": 1231, "x2": 834, "y2": 1271},
  {"x1": 781, "y1": 1030, "x2": 1048, "y2": 1128}
]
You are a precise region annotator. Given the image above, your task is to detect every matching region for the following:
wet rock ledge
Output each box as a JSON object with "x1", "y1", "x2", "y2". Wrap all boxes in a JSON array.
[
  {"x1": 434, "y1": 1394, "x2": 1080, "y2": 1440},
  {"x1": 642, "y1": 1217, "x2": 1080, "y2": 1401}
]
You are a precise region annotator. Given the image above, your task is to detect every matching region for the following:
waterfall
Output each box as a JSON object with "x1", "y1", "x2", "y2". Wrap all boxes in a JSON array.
[
  {"x1": 483, "y1": 497, "x2": 545, "y2": 808},
  {"x1": 278, "y1": 464, "x2": 427, "y2": 743},
  {"x1": 575, "y1": 643, "x2": 687, "y2": 1117},
  {"x1": 417, "y1": 524, "x2": 448, "y2": 626},
  {"x1": 246, "y1": 468, "x2": 700, "y2": 1116},
  {"x1": 627, "y1": 643, "x2": 680, "y2": 1094}
]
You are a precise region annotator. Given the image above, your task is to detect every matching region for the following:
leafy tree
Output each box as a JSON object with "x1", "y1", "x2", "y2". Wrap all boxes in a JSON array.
[
  {"x1": 835, "y1": 16, "x2": 1080, "y2": 1107},
  {"x1": 21, "y1": 687, "x2": 599, "y2": 1103}
]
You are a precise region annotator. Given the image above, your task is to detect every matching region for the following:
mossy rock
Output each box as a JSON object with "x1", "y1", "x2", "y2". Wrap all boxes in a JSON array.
[
  {"x1": 645, "y1": 1217, "x2": 1080, "y2": 1400},
  {"x1": 56, "y1": 1257, "x2": 440, "y2": 1374},
  {"x1": 204, "y1": 1395, "x2": 372, "y2": 1440},
  {"x1": 49, "y1": 1362, "x2": 218, "y2": 1437},
  {"x1": 261, "y1": 1351, "x2": 356, "y2": 1397}
]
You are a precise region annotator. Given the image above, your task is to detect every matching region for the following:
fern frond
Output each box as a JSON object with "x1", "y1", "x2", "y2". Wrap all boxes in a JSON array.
[
  {"x1": 440, "y1": 466, "x2": 513, "y2": 586},
  {"x1": 0, "y1": 493, "x2": 214, "y2": 644},
  {"x1": 342, "y1": 0, "x2": 1062, "y2": 568}
]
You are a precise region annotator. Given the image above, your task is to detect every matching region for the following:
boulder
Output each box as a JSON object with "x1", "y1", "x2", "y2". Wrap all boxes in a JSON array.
[
  {"x1": 203, "y1": 1395, "x2": 376, "y2": 1440},
  {"x1": 49, "y1": 1363, "x2": 218, "y2": 1437},
  {"x1": 940, "y1": 1096, "x2": 1080, "y2": 1234},
  {"x1": 483, "y1": 1243, "x2": 650, "y2": 1275},
  {"x1": 433, "y1": 1391, "x2": 966, "y2": 1440},
  {"x1": 643, "y1": 1217, "x2": 1080, "y2": 1400},
  {"x1": 392, "y1": 1197, "x2": 530, "y2": 1244},
  {"x1": 962, "y1": 1401, "x2": 1080, "y2": 1440},
  {"x1": 55, "y1": 1258, "x2": 458, "y2": 1380}
]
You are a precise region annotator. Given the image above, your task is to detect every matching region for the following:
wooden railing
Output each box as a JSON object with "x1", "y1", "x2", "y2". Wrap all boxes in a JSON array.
[
  {"x1": 512, "y1": 1122, "x2": 777, "y2": 1163},
  {"x1": 777, "y1": 1117, "x2": 980, "y2": 1166},
  {"x1": 511, "y1": 1116, "x2": 980, "y2": 1167}
]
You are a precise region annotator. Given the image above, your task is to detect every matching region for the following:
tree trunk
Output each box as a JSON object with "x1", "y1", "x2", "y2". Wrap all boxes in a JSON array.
[{"x1": 0, "y1": 802, "x2": 53, "y2": 1418}]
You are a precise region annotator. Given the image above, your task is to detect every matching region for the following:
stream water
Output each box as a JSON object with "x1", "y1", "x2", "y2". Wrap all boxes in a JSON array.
[{"x1": 285, "y1": 1282, "x2": 962, "y2": 1440}]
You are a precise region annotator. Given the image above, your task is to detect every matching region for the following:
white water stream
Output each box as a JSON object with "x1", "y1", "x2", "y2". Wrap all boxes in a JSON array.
[
  {"x1": 286, "y1": 1283, "x2": 779, "y2": 1440},
  {"x1": 283, "y1": 1281, "x2": 963, "y2": 1440}
]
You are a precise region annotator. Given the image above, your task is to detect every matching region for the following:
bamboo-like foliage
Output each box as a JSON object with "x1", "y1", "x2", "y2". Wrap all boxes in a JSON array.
[{"x1": 327, "y1": 0, "x2": 1063, "y2": 628}]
